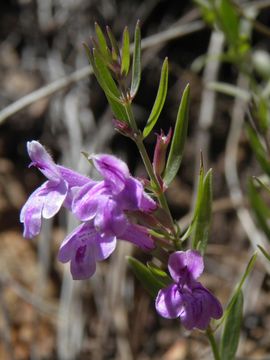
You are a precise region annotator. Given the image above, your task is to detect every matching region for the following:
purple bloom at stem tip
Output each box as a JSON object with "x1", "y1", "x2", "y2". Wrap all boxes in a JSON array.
[
  {"x1": 20, "y1": 141, "x2": 90, "y2": 238},
  {"x1": 155, "y1": 250, "x2": 223, "y2": 330},
  {"x1": 20, "y1": 141, "x2": 157, "y2": 280}
]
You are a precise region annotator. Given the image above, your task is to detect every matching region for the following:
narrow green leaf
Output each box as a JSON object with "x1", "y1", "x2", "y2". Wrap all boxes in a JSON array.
[
  {"x1": 192, "y1": 169, "x2": 213, "y2": 254},
  {"x1": 84, "y1": 44, "x2": 128, "y2": 121},
  {"x1": 246, "y1": 124, "x2": 270, "y2": 176},
  {"x1": 248, "y1": 178, "x2": 270, "y2": 240},
  {"x1": 147, "y1": 262, "x2": 172, "y2": 286},
  {"x1": 106, "y1": 26, "x2": 120, "y2": 61},
  {"x1": 121, "y1": 26, "x2": 130, "y2": 75},
  {"x1": 130, "y1": 21, "x2": 141, "y2": 98},
  {"x1": 218, "y1": 253, "x2": 257, "y2": 328},
  {"x1": 143, "y1": 58, "x2": 169, "y2": 138},
  {"x1": 181, "y1": 163, "x2": 204, "y2": 242},
  {"x1": 220, "y1": 291, "x2": 243, "y2": 360},
  {"x1": 95, "y1": 22, "x2": 110, "y2": 60},
  {"x1": 93, "y1": 48, "x2": 121, "y2": 102},
  {"x1": 163, "y1": 84, "x2": 190, "y2": 186},
  {"x1": 257, "y1": 245, "x2": 270, "y2": 262},
  {"x1": 127, "y1": 256, "x2": 165, "y2": 298},
  {"x1": 218, "y1": 0, "x2": 239, "y2": 48}
]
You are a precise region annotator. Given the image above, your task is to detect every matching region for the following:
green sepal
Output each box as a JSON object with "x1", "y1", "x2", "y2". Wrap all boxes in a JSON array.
[
  {"x1": 127, "y1": 256, "x2": 166, "y2": 298},
  {"x1": 121, "y1": 26, "x2": 130, "y2": 76},
  {"x1": 143, "y1": 58, "x2": 169, "y2": 138},
  {"x1": 220, "y1": 290, "x2": 243, "y2": 360},
  {"x1": 130, "y1": 21, "x2": 141, "y2": 98},
  {"x1": 163, "y1": 84, "x2": 190, "y2": 186}
]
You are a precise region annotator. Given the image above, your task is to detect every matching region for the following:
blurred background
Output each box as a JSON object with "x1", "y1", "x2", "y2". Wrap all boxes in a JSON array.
[{"x1": 0, "y1": 0, "x2": 270, "y2": 359}]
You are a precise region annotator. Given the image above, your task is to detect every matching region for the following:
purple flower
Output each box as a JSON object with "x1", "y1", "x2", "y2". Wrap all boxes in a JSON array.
[
  {"x1": 72, "y1": 154, "x2": 156, "y2": 221},
  {"x1": 155, "y1": 250, "x2": 223, "y2": 330},
  {"x1": 58, "y1": 221, "x2": 117, "y2": 279},
  {"x1": 20, "y1": 141, "x2": 90, "y2": 238}
]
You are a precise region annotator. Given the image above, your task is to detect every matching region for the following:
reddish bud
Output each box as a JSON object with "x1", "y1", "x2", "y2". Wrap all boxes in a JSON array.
[
  {"x1": 153, "y1": 128, "x2": 172, "y2": 177},
  {"x1": 112, "y1": 118, "x2": 133, "y2": 137}
]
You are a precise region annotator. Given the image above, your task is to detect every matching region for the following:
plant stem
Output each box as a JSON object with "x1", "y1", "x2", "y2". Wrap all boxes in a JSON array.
[
  {"x1": 206, "y1": 328, "x2": 221, "y2": 360},
  {"x1": 124, "y1": 102, "x2": 178, "y2": 240}
]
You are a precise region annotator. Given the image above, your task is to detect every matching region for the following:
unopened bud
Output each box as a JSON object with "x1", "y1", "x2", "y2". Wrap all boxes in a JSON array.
[{"x1": 153, "y1": 128, "x2": 172, "y2": 177}]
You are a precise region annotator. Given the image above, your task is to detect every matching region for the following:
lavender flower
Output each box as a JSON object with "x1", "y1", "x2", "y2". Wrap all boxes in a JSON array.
[
  {"x1": 155, "y1": 250, "x2": 223, "y2": 330},
  {"x1": 20, "y1": 141, "x2": 90, "y2": 238},
  {"x1": 20, "y1": 141, "x2": 156, "y2": 280}
]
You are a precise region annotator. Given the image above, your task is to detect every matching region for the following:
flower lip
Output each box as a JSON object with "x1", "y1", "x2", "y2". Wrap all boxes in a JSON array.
[
  {"x1": 27, "y1": 140, "x2": 61, "y2": 183},
  {"x1": 155, "y1": 250, "x2": 223, "y2": 330}
]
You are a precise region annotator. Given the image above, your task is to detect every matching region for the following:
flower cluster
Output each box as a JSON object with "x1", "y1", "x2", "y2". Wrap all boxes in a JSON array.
[
  {"x1": 20, "y1": 141, "x2": 157, "y2": 279},
  {"x1": 155, "y1": 250, "x2": 223, "y2": 330}
]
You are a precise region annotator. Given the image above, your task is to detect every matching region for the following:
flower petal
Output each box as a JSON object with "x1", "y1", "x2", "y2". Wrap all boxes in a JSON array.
[
  {"x1": 192, "y1": 285, "x2": 223, "y2": 329},
  {"x1": 42, "y1": 180, "x2": 67, "y2": 218},
  {"x1": 27, "y1": 141, "x2": 61, "y2": 182},
  {"x1": 168, "y1": 250, "x2": 204, "y2": 283},
  {"x1": 72, "y1": 181, "x2": 109, "y2": 221},
  {"x1": 58, "y1": 222, "x2": 96, "y2": 262},
  {"x1": 94, "y1": 197, "x2": 128, "y2": 236},
  {"x1": 94, "y1": 233, "x2": 117, "y2": 261},
  {"x1": 20, "y1": 186, "x2": 44, "y2": 238},
  {"x1": 57, "y1": 165, "x2": 91, "y2": 187},
  {"x1": 71, "y1": 244, "x2": 96, "y2": 280},
  {"x1": 92, "y1": 154, "x2": 129, "y2": 192},
  {"x1": 120, "y1": 223, "x2": 155, "y2": 250},
  {"x1": 117, "y1": 177, "x2": 157, "y2": 212},
  {"x1": 155, "y1": 284, "x2": 183, "y2": 319}
]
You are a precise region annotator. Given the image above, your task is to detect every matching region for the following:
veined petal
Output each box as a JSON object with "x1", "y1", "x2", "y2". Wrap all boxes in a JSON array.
[
  {"x1": 117, "y1": 177, "x2": 157, "y2": 212},
  {"x1": 193, "y1": 285, "x2": 223, "y2": 329},
  {"x1": 27, "y1": 141, "x2": 61, "y2": 183},
  {"x1": 92, "y1": 154, "x2": 129, "y2": 192},
  {"x1": 72, "y1": 181, "x2": 109, "y2": 221},
  {"x1": 57, "y1": 165, "x2": 92, "y2": 187},
  {"x1": 179, "y1": 292, "x2": 198, "y2": 330},
  {"x1": 94, "y1": 233, "x2": 117, "y2": 261},
  {"x1": 120, "y1": 223, "x2": 155, "y2": 250},
  {"x1": 168, "y1": 250, "x2": 204, "y2": 283},
  {"x1": 155, "y1": 284, "x2": 183, "y2": 319},
  {"x1": 71, "y1": 244, "x2": 96, "y2": 280},
  {"x1": 42, "y1": 180, "x2": 67, "y2": 218},
  {"x1": 20, "y1": 186, "x2": 44, "y2": 238},
  {"x1": 58, "y1": 222, "x2": 96, "y2": 262},
  {"x1": 94, "y1": 197, "x2": 128, "y2": 236}
]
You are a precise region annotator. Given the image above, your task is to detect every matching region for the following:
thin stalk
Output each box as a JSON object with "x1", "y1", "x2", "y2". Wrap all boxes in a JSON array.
[
  {"x1": 124, "y1": 102, "x2": 178, "y2": 240},
  {"x1": 206, "y1": 328, "x2": 221, "y2": 360}
]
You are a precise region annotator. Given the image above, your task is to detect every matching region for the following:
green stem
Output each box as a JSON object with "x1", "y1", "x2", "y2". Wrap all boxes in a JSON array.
[
  {"x1": 124, "y1": 102, "x2": 178, "y2": 240},
  {"x1": 206, "y1": 328, "x2": 221, "y2": 360}
]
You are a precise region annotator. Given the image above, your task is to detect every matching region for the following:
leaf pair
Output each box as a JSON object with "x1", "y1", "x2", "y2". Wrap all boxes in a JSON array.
[{"x1": 127, "y1": 256, "x2": 171, "y2": 298}]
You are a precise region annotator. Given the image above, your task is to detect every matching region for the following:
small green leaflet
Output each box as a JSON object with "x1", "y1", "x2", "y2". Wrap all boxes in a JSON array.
[
  {"x1": 163, "y1": 84, "x2": 190, "y2": 186},
  {"x1": 192, "y1": 168, "x2": 213, "y2": 254},
  {"x1": 130, "y1": 21, "x2": 141, "y2": 98},
  {"x1": 143, "y1": 58, "x2": 169, "y2": 138},
  {"x1": 127, "y1": 256, "x2": 167, "y2": 298},
  {"x1": 220, "y1": 291, "x2": 243, "y2": 360},
  {"x1": 121, "y1": 26, "x2": 130, "y2": 76}
]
